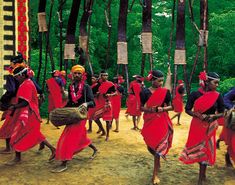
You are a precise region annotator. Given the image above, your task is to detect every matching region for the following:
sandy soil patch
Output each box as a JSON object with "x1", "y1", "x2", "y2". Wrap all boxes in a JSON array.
[{"x1": 0, "y1": 110, "x2": 235, "y2": 185}]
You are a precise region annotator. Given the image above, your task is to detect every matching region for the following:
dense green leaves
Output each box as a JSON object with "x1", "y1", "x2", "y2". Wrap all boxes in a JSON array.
[{"x1": 28, "y1": 0, "x2": 235, "y2": 116}]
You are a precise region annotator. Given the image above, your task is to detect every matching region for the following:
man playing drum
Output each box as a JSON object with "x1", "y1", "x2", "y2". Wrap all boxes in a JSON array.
[{"x1": 52, "y1": 65, "x2": 97, "y2": 173}]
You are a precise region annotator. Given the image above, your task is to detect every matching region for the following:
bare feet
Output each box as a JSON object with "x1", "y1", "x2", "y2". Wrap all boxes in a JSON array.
[
  {"x1": 177, "y1": 123, "x2": 181, "y2": 126},
  {"x1": 51, "y1": 165, "x2": 68, "y2": 173},
  {"x1": 105, "y1": 137, "x2": 109, "y2": 141},
  {"x1": 90, "y1": 149, "x2": 98, "y2": 160},
  {"x1": 131, "y1": 127, "x2": 140, "y2": 131},
  {"x1": 0, "y1": 148, "x2": 12, "y2": 154},
  {"x1": 113, "y1": 129, "x2": 119, "y2": 133},
  {"x1": 152, "y1": 176, "x2": 160, "y2": 185},
  {"x1": 87, "y1": 129, "x2": 92, "y2": 133},
  {"x1": 125, "y1": 114, "x2": 129, "y2": 120},
  {"x1": 48, "y1": 149, "x2": 56, "y2": 162},
  {"x1": 216, "y1": 139, "x2": 220, "y2": 150},
  {"x1": 96, "y1": 129, "x2": 101, "y2": 134},
  {"x1": 99, "y1": 132, "x2": 106, "y2": 137},
  {"x1": 38, "y1": 142, "x2": 45, "y2": 152},
  {"x1": 5, "y1": 158, "x2": 21, "y2": 166}
]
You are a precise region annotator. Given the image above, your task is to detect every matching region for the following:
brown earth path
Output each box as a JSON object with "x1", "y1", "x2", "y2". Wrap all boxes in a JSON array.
[{"x1": 0, "y1": 110, "x2": 235, "y2": 185}]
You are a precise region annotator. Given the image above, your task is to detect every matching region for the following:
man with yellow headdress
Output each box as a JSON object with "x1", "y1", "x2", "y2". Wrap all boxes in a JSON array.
[{"x1": 52, "y1": 65, "x2": 98, "y2": 173}]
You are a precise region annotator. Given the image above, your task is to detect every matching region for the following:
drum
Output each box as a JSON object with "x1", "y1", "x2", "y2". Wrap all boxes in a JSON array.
[
  {"x1": 49, "y1": 105, "x2": 87, "y2": 127},
  {"x1": 226, "y1": 109, "x2": 235, "y2": 131}
]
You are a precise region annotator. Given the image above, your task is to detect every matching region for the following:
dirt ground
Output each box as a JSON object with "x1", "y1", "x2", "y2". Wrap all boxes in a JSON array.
[{"x1": 0, "y1": 110, "x2": 235, "y2": 185}]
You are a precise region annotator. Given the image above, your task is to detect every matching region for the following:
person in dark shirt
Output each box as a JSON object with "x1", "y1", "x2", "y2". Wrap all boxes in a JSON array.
[
  {"x1": 140, "y1": 70, "x2": 173, "y2": 185},
  {"x1": 179, "y1": 72, "x2": 224, "y2": 185},
  {"x1": 51, "y1": 65, "x2": 97, "y2": 173},
  {"x1": 224, "y1": 87, "x2": 235, "y2": 109},
  {"x1": 217, "y1": 86, "x2": 235, "y2": 167},
  {"x1": 0, "y1": 53, "x2": 43, "y2": 153}
]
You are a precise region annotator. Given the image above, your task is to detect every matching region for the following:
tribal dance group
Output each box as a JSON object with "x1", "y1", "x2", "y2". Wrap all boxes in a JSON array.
[{"x1": 0, "y1": 53, "x2": 234, "y2": 185}]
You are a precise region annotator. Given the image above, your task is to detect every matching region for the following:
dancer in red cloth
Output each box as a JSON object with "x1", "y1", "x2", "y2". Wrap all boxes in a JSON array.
[
  {"x1": 4, "y1": 66, "x2": 55, "y2": 165},
  {"x1": 52, "y1": 65, "x2": 97, "y2": 173},
  {"x1": 217, "y1": 87, "x2": 235, "y2": 167},
  {"x1": 93, "y1": 70, "x2": 117, "y2": 141},
  {"x1": 171, "y1": 80, "x2": 185, "y2": 125},
  {"x1": 140, "y1": 70, "x2": 173, "y2": 185},
  {"x1": 111, "y1": 75, "x2": 124, "y2": 132},
  {"x1": 0, "y1": 53, "x2": 43, "y2": 153},
  {"x1": 126, "y1": 75, "x2": 143, "y2": 130},
  {"x1": 46, "y1": 70, "x2": 65, "y2": 113},
  {"x1": 179, "y1": 72, "x2": 224, "y2": 185}
]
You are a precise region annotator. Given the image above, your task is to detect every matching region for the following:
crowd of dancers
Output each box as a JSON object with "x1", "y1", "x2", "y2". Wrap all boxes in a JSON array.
[{"x1": 0, "y1": 53, "x2": 234, "y2": 185}]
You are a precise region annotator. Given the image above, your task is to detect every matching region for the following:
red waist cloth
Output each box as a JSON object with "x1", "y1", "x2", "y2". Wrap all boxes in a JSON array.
[
  {"x1": 0, "y1": 111, "x2": 17, "y2": 139},
  {"x1": 141, "y1": 112, "x2": 173, "y2": 156},
  {"x1": 179, "y1": 117, "x2": 218, "y2": 165},
  {"x1": 126, "y1": 94, "x2": 141, "y2": 116},
  {"x1": 111, "y1": 94, "x2": 121, "y2": 119},
  {"x1": 55, "y1": 120, "x2": 91, "y2": 161},
  {"x1": 93, "y1": 95, "x2": 113, "y2": 121},
  {"x1": 10, "y1": 108, "x2": 45, "y2": 152},
  {"x1": 172, "y1": 96, "x2": 183, "y2": 113},
  {"x1": 88, "y1": 97, "x2": 98, "y2": 120}
]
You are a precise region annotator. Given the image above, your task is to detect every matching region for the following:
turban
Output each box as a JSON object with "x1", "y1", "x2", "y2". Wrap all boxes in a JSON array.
[
  {"x1": 146, "y1": 70, "x2": 164, "y2": 81},
  {"x1": 152, "y1": 70, "x2": 164, "y2": 79},
  {"x1": 60, "y1": 70, "x2": 66, "y2": 76},
  {"x1": 51, "y1": 70, "x2": 60, "y2": 77},
  {"x1": 13, "y1": 66, "x2": 27, "y2": 76},
  {"x1": 207, "y1": 72, "x2": 220, "y2": 81},
  {"x1": 71, "y1": 65, "x2": 85, "y2": 74},
  {"x1": 178, "y1": 80, "x2": 184, "y2": 85}
]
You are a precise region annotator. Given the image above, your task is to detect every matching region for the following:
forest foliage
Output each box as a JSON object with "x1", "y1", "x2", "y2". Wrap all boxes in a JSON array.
[{"x1": 28, "y1": 0, "x2": 235, "y2": 116}]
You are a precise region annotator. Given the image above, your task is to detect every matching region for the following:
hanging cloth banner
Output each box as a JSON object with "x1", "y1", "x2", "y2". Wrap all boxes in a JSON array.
[
  {"x1": 174, "y1": 0, "x2": 186, "y2": 65},
  {"x1": 79, "y1": 0, "x2": 93, "y2": 52},
  {"x1": 64, "y1": 0, "x2": 82, "y2": 60},
  {"x1": 141, "y1": 0, "x2": 152, "y2": 54},
  {"x1": 117, "y1": 0, "x2": 128, "y2": 65},
  {"x1": 198, "y1": 0, "x2": 208, "y2": 47},
  {"x1": 38, "y1": 0, "x2": 47, "y2": 32}
]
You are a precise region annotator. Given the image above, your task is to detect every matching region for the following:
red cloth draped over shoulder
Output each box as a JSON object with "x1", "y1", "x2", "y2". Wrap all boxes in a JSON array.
[
  {"x1": 55, "y1": 120, "x2": 91, "y2": 161},
  {"x1": 46, "y1": 78, "x2": 63, "y2": 112},
  {"x1": 141, "y1": 87, "x2": 173, "y2": 156},
  {"x1": 94, "y1": 81, "x2": 114, "y2": 121},
  {"x1": 172, "y1": 85, "x2": 184, "y2": 113},
  {"x1": 10, "y1": 79, "x2": 45, "y2": 152},
  {"x1": 126, "y1": 81, "x2": 142, "y2": 116},
  {"x1": 179, "y1": 91, "x2": 220, "y2": 165},
  {"x1": 99, "y1": 81, "x2": 114, "y2": 95}
]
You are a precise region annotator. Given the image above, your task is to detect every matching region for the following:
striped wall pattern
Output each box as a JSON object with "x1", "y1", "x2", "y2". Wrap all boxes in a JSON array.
[{"x1": 0, "y1": 0, "x2": 29, "y2": 96}]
